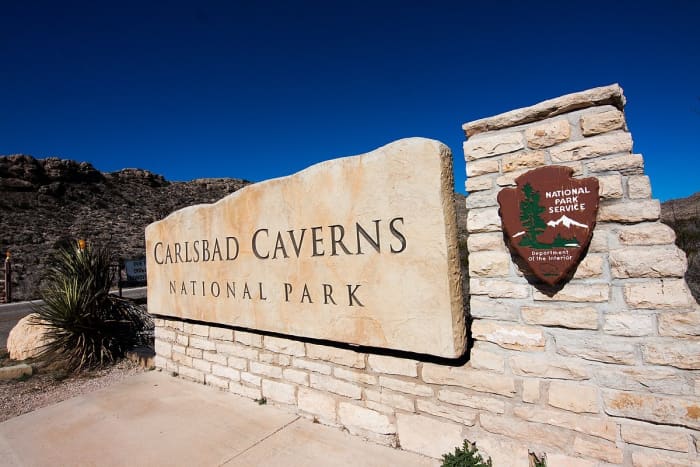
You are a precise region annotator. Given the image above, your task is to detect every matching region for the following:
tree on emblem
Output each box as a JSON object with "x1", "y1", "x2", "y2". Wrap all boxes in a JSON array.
[{"x1": 519, "y1": 183, "x2": 547, "y2": 248}]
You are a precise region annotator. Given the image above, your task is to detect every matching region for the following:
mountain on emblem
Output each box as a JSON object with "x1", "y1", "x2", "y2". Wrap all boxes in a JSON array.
[{"x1": 497, "y1": 166, "x2": 599, "y2": 286}]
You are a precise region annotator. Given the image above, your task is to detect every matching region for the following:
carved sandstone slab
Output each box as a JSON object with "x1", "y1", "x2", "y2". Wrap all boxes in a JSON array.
[{"x1": 146, "y1": 138, "x2": 466, "y2": 358}]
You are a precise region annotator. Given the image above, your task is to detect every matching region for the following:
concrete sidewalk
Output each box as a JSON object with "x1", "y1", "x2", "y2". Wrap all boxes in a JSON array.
[{"x1": 0, "y1": 371, "x2": 438, "y2": 466}]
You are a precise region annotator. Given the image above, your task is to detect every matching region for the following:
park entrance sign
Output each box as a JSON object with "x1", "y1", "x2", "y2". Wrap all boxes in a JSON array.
[{"x1": 146, "y1": 138, "x2": 467, "y2": 358}]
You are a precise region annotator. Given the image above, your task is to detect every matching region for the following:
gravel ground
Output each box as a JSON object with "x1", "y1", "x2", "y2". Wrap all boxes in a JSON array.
[{"x1": 0, "y1": 353, "x2": 146, "y2": 423}]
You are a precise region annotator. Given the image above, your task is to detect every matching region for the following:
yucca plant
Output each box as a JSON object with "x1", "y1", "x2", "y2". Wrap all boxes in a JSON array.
[
  {"x1": 441, "y1": 440, "x2": 492, "y2": 467},
  {"x1": 34, "y1": 240, "x2": 152, "y2": 372}
]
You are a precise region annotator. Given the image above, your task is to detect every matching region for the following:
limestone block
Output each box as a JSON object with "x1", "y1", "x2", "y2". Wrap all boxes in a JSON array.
[
  {"x1": 469, "y1": 345, "x2": 505, "y2": 372},
  {"x1": 263, "y1": 336, "x2": 305, "y2": 356},
  {"x1": 462, "y1": 84, "x2": 625, "y2": 137},
  {"x1": 333, "y1": 367, "x2": 377, "y2": 385},
  {"x1": 209, "y1": 327, "x2": 233, "y2": 341},
  {"x1": 367, "y1": 355, "x2": 418, "y2": 377},
  {"x1": 475, "y1": 436, "x2": 529, "y2": 467},
  {"x1": 467, "y1": 206, "x2": 501, "y2": 233},
  {"x1": 470, "y1": 296, "x2": 519, "y2": 321},
  {"x1": 437, "y1": 389, "x2": 506, "y2": 413},
  {"x1": 509, "y1": 353, "x2": 589, "y2": 380},
  {"x1": 364, "y1": 388, "x2": 415, "y2": 412},
  {"x1": 597, "y1": 174, "x2": 623, "y2": 199},
  {"x1": 502, "y1": 150, "x2": 546, "y2": 172},
  {"x1": 628, "y1": 175, "x2": 652, "y2": 198},
  {"x1": 338, "y1": 403, "x2": 395, "y2": 435},
  {"x1": 204, "y1": 374, "x2": 229, "y2": 389},
  {"x1": 595, "y1": 365, "x2": 686, "y2": 396},
  {"x1": 241, "y1": 372, "x2": 261, "y2": 386},
  {"x1": 471, "y1": 320, "x2": 545, "y2": 351},
  {"x1": 175, "y1": 334, "x2": 188, "y2": 346},
  {"x1": 297, "y1": 387, "x2": 336, "y2": 421},
  {"x1": 467, "y1": 233, "x2": 506, "y2": 252},
  {"x1": 617, "y1": 223, "x2": 676, "y2": 245},
  {"x1": 212, "y1": 364, "x2": 240, "y2": 381},
  {"x1": 464, "y1": 190, "x2": 498, "y2": 209},
  {"x1": 415, "y1": 399, "x2": 477, "y2": 426},
  {"x1": 234, "y1": 331, "x2": 263, "y2": 347},
  {"x1": 188, "y1": 323, "x2": 210, "y2": 337},
  {"x1": 580, "y1": 108, "x2": 625, "y2": 136},
  {"x1": 621, "y1": 421, "x2": 688, "y2": 452},
  {"x1": 631, "y1": 448, "x2": 698, "y2": 467},
  {"x1": 525, "y1": 120, "x2": 570, "y2": 149},
  {"x1": 468, "y1": 251, "x2": 511, "y2": 277},
  {"x1": 603, "y1": 389, "x2": 700, "y2": 430},
  {"x1": 7, "y1": 314, "x2": 50, "y2": 361},
  {"x1": 466, "y1": 158, "x2": 499, "y2": 177},
  {"x1": 282, "y1": 368, "x2": 308, "y2": 386},
  {"x1": 571, "y1": 254, "x2": 603, "y2": 279},
  {"x1": 572, "y1": 436, "x2": 623, "y2": 464},
  {"x1": 545, "y1": 453, "x2": 597, "y2": 467},
  {"x1": 171, "y1": 351, "x2": 192, "y2": 367},
  {"x1": 155, "y1": 327, "x2": 176, "y2": 341},
  {"x1": 465, "y1": 175, "x2": 493, "y2": 192},
  {"x1": 229, "y1": 382, "x2": 261, "y2": 399},
  {"x1": 189, "y1": 336, "x2": 216, "y2": 352},
  {"x1": 549, "y1": 131, "x2": 632, "y2": 162},
  {"x1": 378, "y1": 376, "x2": 433, "y2": 397},
  {"x1": 521, "y1": 379, "x2": 540, "y2": 403},
  {"x1": 513, "y1": 406, "x2": 617, "y2": 441},
  {"x1": 202, "y1": 352, "x2": 227, "y2": 365},
  {"x1": 603, "y1": 313, "x2": 654, "y2": 336},
  {"x1": 463, "y1": 131, "x2": 524, "y2": 161},
  {"x1": 261, "y1": 380, "x2": 296, "y2": 404},
  {"x1": 154, "y1": 339, "x2": 172, "y2": 358},
  {"x1": 480, "y1": 413, "x2": 573, "y2": 450},
  {"x1": 624, "y1": 280, "x2": 695, "y2": 309},
  {"x1": 146, "y1": 138, "x2": 467, "y2": 358},
  {"x1": 192, "y1": 358, "x2": 210, "y2": 372},
  {"x1": 250, "y1": 362, "x2": 283, "y2": 379},
  {"x1": 227, "y1": 356, "x2": 248, "y2": 370},
  {"x1": 179, "y1": 366, "x2": 205, "y2": 383},
  {"x1": 533, "y1": 283, "x2": 609, "y2": 302},
  {"x1": 495, "y1": 168, "x2": 526, "y2": 187},
  {"x1": 598, "y1": 199, "x2": 660, "y2": 223},
  {"x1": 396, "y1": 414, "x2": 464, "y2": 459},
  {"x1": 610, "y1": 246, "x2": 686, "y2": 278},
  {"x1": 470, "y1": 278, "x2": 529, "y2": 298},
  {"x1": 186, "y1": 348, "x2": 202, "y2": 359},
  {"x1": 422, "y1": 364, "x2": 516, "y2": 397},
  {"x1": 521, "y1": 305, "x2": 598, "y2": 329},
  {"x1": 642, "y1": 341, "x2": 700, "y2": 369},
  {"x1": 310, "y1": 373, "x2": 362, "y2": 399},
  {"x1": 556, "y1": 335, "x2": 637, "y2": 365},
  {"x1": 548, "y1": 381, "x2": 599, "y2": 413},
  {"x1": 586, "y1": 153, "x2": 644, "y2": 174},
  {"x1": 305, "y1": 344, "x2": 365, "y2": 369},
  {"x1": 658, "y1": 312, "x2": 700, "y2": 337},
  {"x1": 292, "y1": 357, "x2": 332, "y2": 375}
]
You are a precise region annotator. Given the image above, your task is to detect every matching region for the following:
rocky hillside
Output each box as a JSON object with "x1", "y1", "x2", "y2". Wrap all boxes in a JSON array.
[
  {"x1": 0, "y1": 155, "x2": 250, "y2": 301},
  {"x1": 661, "y1": 192, "x2": 700, "y2": 302}
]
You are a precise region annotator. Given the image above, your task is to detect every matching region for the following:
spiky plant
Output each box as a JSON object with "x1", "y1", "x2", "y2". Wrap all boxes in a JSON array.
[
  {"x1": 34, "y1": 241, "x2": 152, "y2": 372},
  {"x1": 441, "y1": 440, "x2": 493, "y2": 467}
]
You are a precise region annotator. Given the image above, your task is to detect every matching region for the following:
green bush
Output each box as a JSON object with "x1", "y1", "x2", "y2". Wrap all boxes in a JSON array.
[
  {"x1": 441, "y1": 440, "x2": 492, "y2": 467},
  {"x1": 35, "y1": 240, "x2": 152, "y2": 372}
]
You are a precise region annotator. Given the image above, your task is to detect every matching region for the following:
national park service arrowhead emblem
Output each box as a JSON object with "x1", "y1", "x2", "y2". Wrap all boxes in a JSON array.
[{"x1": 497, "y1": 166, "x2": 599, "y2": 286}]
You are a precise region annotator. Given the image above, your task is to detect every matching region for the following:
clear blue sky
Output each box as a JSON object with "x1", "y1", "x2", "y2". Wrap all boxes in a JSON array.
[{"x1": 2, "y1": 1, "x2": 698, "y2": 201}]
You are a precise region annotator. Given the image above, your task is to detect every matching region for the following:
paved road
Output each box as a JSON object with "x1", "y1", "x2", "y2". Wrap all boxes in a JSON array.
[{"x1": 0, "y1": 287, "x2": 147, "y2": 350}]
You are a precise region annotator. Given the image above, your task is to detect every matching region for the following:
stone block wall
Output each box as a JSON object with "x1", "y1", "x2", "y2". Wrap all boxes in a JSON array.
[{"x1": 153, "y1": 84, "x2": 700, "y2": 466}]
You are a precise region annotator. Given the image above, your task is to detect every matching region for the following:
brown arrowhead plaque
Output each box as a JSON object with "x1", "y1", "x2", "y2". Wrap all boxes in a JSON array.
[{"x1": 497, "y1": 166, "x2": 599, "y2": 285}]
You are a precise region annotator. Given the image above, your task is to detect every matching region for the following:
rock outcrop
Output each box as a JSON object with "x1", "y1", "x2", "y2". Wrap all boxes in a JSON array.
[
  {"x1": 661, "y1": 192, "x2": 700, "y2": 301},
  {"x1": 7, "y1": 314, "x2": 49, "y2": 361},
  {"x1": 0, "y1": 154, "x2": 250, "y2": 301}
]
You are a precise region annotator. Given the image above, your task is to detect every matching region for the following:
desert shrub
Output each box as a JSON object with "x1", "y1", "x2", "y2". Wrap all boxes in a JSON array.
[
  {"x1": 35, "y1": 240, "x2": 152, "y2": 372},
  {"x1": 441, "y1": 440, "x2": 492, "y2": 467}
]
